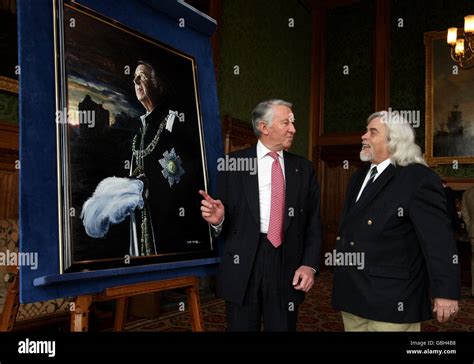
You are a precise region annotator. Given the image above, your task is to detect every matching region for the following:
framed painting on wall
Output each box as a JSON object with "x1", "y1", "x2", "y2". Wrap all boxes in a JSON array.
[
  {"x1": 424, "y1": 30, "x2": 474, "y2": 166},
  {"x1": 55, "y1": 0, "x2": 213, "y2": 272}
]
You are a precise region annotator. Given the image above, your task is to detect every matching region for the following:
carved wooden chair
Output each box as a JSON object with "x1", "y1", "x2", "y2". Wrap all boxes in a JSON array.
[{"x1": 0, "y1": 219, "x2": 69, "y2": 331}]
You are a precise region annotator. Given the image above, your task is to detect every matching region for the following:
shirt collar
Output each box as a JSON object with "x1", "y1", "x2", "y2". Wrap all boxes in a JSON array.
[
  {"x1": 371, "y1": 158, "x2": 392, "y2": 174},
  {"x1": 140, "y1": 111, "x2": 152, "y2": 127},
  {"x1": 257, "y1": 139, "x2": 284, "y2": 160}
]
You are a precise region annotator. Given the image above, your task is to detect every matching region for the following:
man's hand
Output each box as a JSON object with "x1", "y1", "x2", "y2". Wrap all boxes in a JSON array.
[
  {"x1": 433, "y1": 298, "x2": 459, "y2": 323},
  {"x1": 292, "y1": 265, "x2": 315, "y2": 292},
  {"x1": 199, "y1": 190, "x2": 225, "y2": 226}
]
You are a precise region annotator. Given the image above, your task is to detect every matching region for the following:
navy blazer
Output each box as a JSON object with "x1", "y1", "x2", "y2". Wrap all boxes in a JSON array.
[
  {"x1": 332, "y1": 163, "x2": 461, "y2": 323},
  {"x1": 215, "y1": 145, "x2": 322, "y2": 306}
]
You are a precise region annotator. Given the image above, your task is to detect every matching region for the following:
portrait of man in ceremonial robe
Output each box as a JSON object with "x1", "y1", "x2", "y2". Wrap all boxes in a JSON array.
[{"x1": 56, "y1": 2, "x2": 212, "y2": 272}]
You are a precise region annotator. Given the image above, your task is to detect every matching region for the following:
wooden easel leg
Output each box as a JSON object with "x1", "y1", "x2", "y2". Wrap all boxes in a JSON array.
[
  {"x1": 114, "y1": 297, "x2": 129, "y2": 332},
  {"x1": 0, "y1": 272, "x2": 20, "y2": 332},
  {"x1": 186, "y1": 283, "x2": 203, "y2": 332},
  {"x1": 91, "y1": 276, "x2": 204, "y2": 332},
  {"x1": 70, "y1": 295, "x2": 93, "y2": 332}
]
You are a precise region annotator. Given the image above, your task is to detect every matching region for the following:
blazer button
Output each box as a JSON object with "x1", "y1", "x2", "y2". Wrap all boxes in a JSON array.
[
  {"x1": 367, "y1": 220, "x2": 373, "y2": 225},
  {"x1": 233, "y1": 229, "x2": 238, "y2": 234},
  {"x1": 336, "y1": 236, "x2": 341, "y2": 241},
  {"x1": 349, "y1": 241, "x2": 355, "y2": 246}
]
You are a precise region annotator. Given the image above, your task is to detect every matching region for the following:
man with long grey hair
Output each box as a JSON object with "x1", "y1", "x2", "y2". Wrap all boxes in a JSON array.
[{"x1": 332, "y1": 110, "x2": 460, "y2": 331}]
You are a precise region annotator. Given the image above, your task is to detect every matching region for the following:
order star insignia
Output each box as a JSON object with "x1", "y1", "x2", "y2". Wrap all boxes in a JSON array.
[{"x1": 159, "y1": 148, "x2": 185, "y2": 187}]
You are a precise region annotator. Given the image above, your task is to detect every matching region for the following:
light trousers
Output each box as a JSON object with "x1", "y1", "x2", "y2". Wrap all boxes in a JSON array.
[{"x1": 342, "y1": 311, "x2": 421, "y2": 332}]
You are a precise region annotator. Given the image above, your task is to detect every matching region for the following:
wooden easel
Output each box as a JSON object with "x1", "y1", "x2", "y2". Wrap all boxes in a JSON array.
[
  {"x1": 70, "y1": 276, "x2": 203, "y2": 332},
  {"x1": 0, "y1": 274, "x2": 203, "y2": 332}
]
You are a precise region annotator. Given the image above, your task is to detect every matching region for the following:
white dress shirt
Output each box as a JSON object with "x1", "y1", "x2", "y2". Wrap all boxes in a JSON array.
[
  {"x1": 257, "y1": 140, "x2": 285, "y2": 233},
  {"x1": 211, "y1": 141, "x2": 286, "y2": 233},
  {"x1": 355, "y1": 158, "x2": 392, "y2": 202}
]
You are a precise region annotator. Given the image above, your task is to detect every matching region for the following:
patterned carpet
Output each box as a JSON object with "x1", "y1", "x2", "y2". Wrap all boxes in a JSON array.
[{"x1": 122, "y1": 271, "x2": 474, "y2": 332}]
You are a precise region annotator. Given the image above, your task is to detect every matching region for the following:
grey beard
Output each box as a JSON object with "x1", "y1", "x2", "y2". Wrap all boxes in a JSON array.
[{"x1": 360, "y1": 151, "x2": 373, "y2": 162}]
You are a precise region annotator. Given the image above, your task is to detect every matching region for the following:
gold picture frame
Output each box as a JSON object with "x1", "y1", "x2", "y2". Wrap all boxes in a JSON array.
[
  {"x1": 54, "y1": 1, "x2": 213, "y2": 272},
  {"x1": 424, "y1": 30, "x2": 474, "y2": 166},
  {"x1": 0, "y1": 75, "x2": 18, "y2": 94}
]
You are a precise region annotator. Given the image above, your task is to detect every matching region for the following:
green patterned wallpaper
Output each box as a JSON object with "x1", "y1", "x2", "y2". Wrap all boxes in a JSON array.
[
  {"x1": 390, "y1": 0, "x2": 426, "y2": 147},
  {"x1": 218, "y1": 0, "x2": 311, "y2": 157},
  {"x1": 0, "y1": 92, "x2": 18, "y2": 124},
  {"x1": 323, "y1": 0, "x2": 374, "y2": 134},
  {"x1": 391, "y1": 0, "x2": 474, "y2": 177}
]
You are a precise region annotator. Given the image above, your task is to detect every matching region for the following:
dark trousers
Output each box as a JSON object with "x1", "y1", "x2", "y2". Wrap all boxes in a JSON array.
[{"x1": 226, "y1": 234, "x2": 298, "y2": 332}]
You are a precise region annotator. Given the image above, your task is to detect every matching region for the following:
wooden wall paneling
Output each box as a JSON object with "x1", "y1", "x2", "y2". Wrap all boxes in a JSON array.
[
  {"x1": 373, "y1": 0, "x2": 390, "y2": 111},
  {"x1": 0, "y1": 122, "x2": 19, "y2": 151},
  {"x1": 319, "y1": 144, "x2": 363, "y2": 270},
  {"x1": 443, "y1": 178, "x2": 474, "y2": 191},
  {"x1": 319, "y1": 132, "x2": 361, "y2": 146},
  {"x1": 309, "y1": 0, "x2": 391, "y2": 270},
  {"x1": 0, "y1": 122, "x2": 19, "y2": 219},
  {"x1": 222, "y1": 115, "x2": 256, "y2": 153},
  {"x1": 0, "y1": 168, "x2": 18, "y2": 219},
  {"x1": 309, "y1": 1, "x2": 325, "y2": 163}
]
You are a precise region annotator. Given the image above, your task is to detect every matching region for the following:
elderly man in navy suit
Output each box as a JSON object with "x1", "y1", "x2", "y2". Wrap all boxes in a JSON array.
[
  {"x1": 200, "y1": 99, "x2": 322, "y2": 331},
  {"x1": 332, "y1": 110, "x2": 460, "y2": 331}
]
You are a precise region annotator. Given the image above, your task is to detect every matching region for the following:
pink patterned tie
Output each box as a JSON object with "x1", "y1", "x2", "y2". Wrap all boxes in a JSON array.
[{"x1": 267, "y1": 151, "x2": 285, "y2": 248}]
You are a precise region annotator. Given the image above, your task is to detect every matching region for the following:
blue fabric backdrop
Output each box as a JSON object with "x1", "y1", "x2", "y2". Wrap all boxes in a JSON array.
[{"x1": 18, "y1": 0, "x2": 223, "y2": 303}]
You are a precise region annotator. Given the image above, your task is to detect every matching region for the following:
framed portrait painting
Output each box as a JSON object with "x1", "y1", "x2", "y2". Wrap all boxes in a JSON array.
[
  {"x1": 424, "y1": 30, "x2": 474, "y2": 166},
  {"x1": 54, "y1": 0, "x2": 213, "y2": 272}
]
